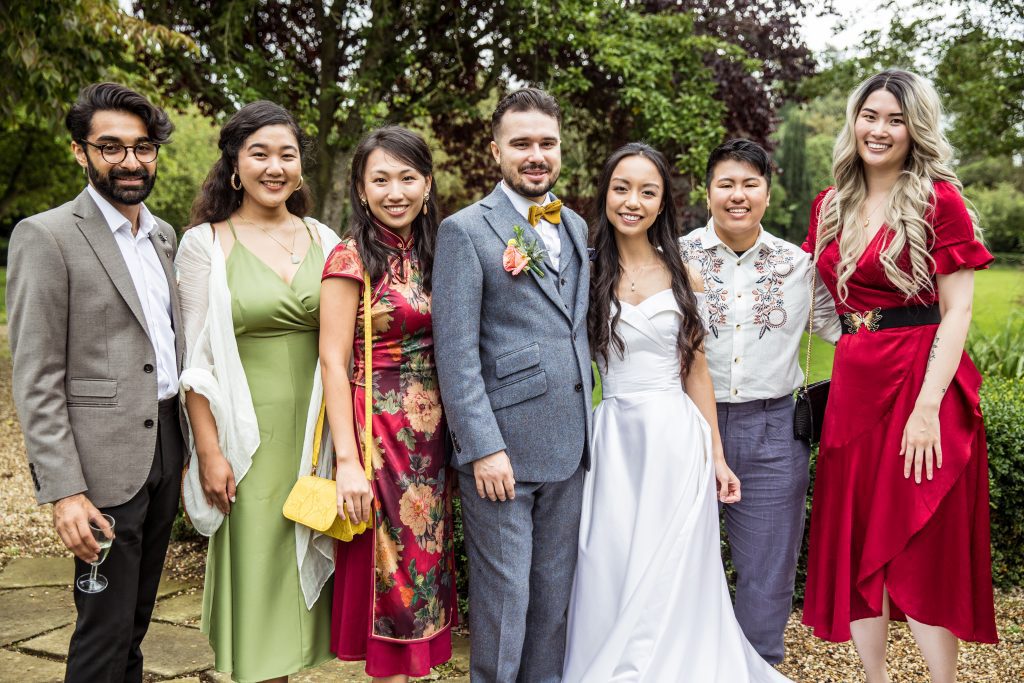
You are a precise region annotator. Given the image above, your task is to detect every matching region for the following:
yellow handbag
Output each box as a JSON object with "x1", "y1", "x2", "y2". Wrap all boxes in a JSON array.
[{"x1": 283, "y1": 271, "x2": 374, "y2": 541}]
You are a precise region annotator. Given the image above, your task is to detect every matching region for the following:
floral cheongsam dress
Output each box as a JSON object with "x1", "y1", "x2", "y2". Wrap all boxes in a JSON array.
[{"x1": 324, "y1": 224, "x2": 456, "y2": 677}]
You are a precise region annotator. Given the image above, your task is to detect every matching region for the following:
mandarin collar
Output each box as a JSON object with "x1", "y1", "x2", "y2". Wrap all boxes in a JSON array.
[{"x1": 373, "y1": 219, "x2": 414, "y2": 251}]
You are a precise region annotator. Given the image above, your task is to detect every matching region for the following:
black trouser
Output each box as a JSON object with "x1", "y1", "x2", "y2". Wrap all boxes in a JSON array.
[{"x1": 65, "y1": 399, "x2": 184, "y2": 683}]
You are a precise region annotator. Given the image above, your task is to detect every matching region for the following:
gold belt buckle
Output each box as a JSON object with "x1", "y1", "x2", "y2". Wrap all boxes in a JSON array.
[{"x1": 844, "y1": 307, "x2": 883, "y2": 333}]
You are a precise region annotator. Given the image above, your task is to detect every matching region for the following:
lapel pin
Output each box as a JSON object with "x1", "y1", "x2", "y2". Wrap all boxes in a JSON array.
[{"x1": 158, "y1": 233, "x2": 168, "y2": 244}]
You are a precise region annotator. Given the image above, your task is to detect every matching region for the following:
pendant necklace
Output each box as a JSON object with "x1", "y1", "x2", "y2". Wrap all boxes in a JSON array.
[
  {"x1": 241, "y1": 214, "x2": 301, "y2": 263},
  {"x1": 861, "y1": 199, "x2": 886, "y2": 229},
  {"x1": 625, "y1": 262, "x2": 658, "y2": 293}
]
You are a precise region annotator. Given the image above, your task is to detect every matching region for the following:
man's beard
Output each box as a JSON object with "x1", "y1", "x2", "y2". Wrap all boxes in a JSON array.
[
  {"x1": 86, "y1": 156, "x2": 157, "y2": 206},
  {"x1": 503, "y1": 161, "x2": 558, "y2": 200}
]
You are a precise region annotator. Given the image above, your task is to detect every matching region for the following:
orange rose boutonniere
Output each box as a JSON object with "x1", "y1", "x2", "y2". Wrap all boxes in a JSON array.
[{"x1": 503, "y1": 225, "x2": 547, "y2": 278}]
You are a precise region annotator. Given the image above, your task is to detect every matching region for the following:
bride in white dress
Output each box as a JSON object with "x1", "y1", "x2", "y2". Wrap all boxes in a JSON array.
[{"x1": 563, "y1": 143, "x2": 792, "y2": 683}]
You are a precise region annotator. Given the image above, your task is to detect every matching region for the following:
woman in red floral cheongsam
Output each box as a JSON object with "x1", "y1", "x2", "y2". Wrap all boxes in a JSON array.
[{"x1": 319, "y1": 126, "x2": 455, "y2": 682}]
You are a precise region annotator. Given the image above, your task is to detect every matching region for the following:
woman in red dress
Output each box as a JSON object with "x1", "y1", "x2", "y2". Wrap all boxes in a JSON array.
[
  {"x1": 319, "y1": 126, "x2": 455, "y2": 682},
  {"x1": 802, "y1": 69, "x2": 996, "y2": 682}
]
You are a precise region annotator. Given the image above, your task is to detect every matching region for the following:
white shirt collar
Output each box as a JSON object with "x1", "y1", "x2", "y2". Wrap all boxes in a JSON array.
[
  {"x1": 500, "y1": 181, "x2": 554, "y2": 222},
  {"x1": 86, "y1": 184, "x2": 157, "y2": 238},
  {"x1": 696, "y1": 219, "x2": 772, "y2": 255}
]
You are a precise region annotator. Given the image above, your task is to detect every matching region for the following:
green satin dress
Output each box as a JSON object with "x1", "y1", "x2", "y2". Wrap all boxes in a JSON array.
[{"x1": 201, "y1": 222, "x2": 333, "y2": 682}]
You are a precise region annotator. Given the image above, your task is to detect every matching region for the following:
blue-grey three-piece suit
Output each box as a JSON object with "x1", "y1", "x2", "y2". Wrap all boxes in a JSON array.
[{"x1": 433, "y1": 184, "x2": 593, "y2": 682}]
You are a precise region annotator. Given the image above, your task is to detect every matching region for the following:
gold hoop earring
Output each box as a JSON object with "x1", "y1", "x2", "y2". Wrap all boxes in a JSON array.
[
  {"x1": 231, "y1": 172, "x2": 242, "y2": 191},
  {"x1": 422, "y1": 191, "x2": 430, "y2": 215},
  {"x1": 296, "y1": 175, "x2": 304, "y2": 190}
]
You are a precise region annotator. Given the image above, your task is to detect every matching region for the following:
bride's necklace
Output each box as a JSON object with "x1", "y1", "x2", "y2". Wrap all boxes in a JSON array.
[
  {"x1": 239, "y1": 213, "x2": 302, "y2": 264},
  {"x1": 623, "y1": 261, "x2": 660, "y2": 293}
]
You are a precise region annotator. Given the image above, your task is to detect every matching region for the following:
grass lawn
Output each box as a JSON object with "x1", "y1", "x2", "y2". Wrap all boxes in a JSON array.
[{"x1": 804, "y1": 263, "x2": 1024, "y2": 382}]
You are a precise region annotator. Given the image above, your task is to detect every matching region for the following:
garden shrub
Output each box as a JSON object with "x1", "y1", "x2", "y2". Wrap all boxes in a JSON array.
[
  {"x1": 979, "y1": 377, "x2": 1024, "y2": 588},
  {"x1": 967, "y1": 315, "x2": 1024, "y2": 380}
]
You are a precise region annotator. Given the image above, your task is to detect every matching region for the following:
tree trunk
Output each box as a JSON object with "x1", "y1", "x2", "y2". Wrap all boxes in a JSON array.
[{"x1": 318, "y1": 146, "x2": 354, "y2": 234}]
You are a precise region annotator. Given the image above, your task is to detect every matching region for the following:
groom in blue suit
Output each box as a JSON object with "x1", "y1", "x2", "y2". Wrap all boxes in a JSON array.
[{"x1": 432, "y1": 88, "x2": 592, "y2": 682}]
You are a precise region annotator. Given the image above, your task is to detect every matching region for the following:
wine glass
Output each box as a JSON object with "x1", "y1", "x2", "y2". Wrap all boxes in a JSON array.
[{"x1": 76, "y1": 514, "x2": 115, "y2": 594}]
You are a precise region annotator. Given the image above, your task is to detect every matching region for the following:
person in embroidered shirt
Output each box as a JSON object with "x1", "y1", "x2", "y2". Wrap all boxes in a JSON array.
[{"x1": 680, "y1": 138, "x2": 841, "y2": 665}]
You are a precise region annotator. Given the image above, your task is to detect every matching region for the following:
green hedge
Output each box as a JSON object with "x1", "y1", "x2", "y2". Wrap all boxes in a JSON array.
[{"x1": 980, "y1": 377, "x2": 1024, "y2": 588}]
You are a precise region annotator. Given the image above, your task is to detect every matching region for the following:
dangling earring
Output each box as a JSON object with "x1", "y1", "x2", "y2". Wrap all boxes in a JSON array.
[
  {"x1": 422, "y1": 191, "x2": 430, "y2": 215},
  {"x1": 360, "y1": 196, "x2": 368, "y2": 208},
  {"x1": 231, "y1": 172, "x2": 242, "y2": 191},
  {"x1": 295, "y1": 175, "x2": 304, "y2": 190}
]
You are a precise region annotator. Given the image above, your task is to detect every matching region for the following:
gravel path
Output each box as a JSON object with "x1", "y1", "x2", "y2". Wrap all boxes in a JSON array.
[{"x1": 1, "y1": 329, "x2": 1020, "y2": 681}]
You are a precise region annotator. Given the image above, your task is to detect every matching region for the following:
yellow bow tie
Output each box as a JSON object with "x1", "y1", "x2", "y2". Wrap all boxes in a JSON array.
[{"x1": 527, "y1": 199, "x2": 562, "y2": 227}]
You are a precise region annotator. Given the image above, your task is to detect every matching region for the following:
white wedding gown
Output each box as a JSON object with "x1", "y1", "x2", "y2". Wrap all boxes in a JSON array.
[{"x1": 563, "y1": 290, "x2": 791, "y2": 682}]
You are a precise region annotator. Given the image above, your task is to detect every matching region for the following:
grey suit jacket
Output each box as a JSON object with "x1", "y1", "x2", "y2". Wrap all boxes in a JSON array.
[
  {"x1": 7, "y1": 189, "x2": 186, "y2": 507},
  {"x1": 432, "y1": 185, "x2": 592, "y2": 482}
]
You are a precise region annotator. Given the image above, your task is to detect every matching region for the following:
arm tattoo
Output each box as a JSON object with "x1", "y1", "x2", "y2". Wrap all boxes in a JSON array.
[{"x1": 927, "y1": 335, "x2": 940, "y2": 366}]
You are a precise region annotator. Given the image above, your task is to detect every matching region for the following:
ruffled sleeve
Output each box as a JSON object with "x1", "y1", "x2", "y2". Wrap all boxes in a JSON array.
[
  {"x1": 322, "y1": 239, "x2": 365, "y2": 284},
  {"x1": 802, "y1": 187, "x2": 834, "y2": 255},
  {"x1": 929, "y1": 181, "x2": 994, "y2": 274}
]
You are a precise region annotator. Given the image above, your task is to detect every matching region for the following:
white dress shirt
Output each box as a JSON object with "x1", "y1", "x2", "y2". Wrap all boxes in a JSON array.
[
  {"x1": 681, "y1": 222, "x2": 841, "y2": 403},
  {"x1": 500, "y1": 181, "x2": 562, "y2": 271},
  {"x1": 87, "y1": 185, "x2": 177, "y2": 400}
]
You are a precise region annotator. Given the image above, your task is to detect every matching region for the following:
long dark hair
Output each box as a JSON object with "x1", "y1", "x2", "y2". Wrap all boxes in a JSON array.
[
  {"x1": 348, "y1": 125, "x2": 439, "y2": 293},
  {"x1": 588, "y1": 142, "x2": 705, "y2": 377},
  {"x1": 188, "y1": 101, "x2": 313, "y2": 227}
]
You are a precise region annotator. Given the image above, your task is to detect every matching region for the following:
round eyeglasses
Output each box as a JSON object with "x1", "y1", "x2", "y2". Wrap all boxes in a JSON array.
[{"x1": 79, "y1": 140, "x2": 160, "y2": 164}]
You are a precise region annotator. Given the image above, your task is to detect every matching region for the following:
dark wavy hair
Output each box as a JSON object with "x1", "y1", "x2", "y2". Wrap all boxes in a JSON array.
[
  {"x1": 347, "y1": 125, "x2": 439, "y2": 293},
  {"x1": 188, "y1": 101, "x2": 313, "y2": 227},
  {"x1": 588, "y1": 142, "x2": 705, "y2": 377},
  {"x1": 66, "y1": 82, "x2": 173, "y2": 144}
]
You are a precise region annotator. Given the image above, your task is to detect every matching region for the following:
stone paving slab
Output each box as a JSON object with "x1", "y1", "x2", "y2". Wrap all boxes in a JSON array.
[
  {"x1": 0, "y1": 557, "x2": 72, "y2": 589},
  {"x1": 203, "y1": 633, "x2": 470, "y2": 681},
  {"x1": 0, "y1": 587, "x2": 74, "y2": 647},
  {"x1": 19, "y1": 621, "x2": 214, "y2": 679},
  {"x1": 0, "y1": 648, "x2": 65, "y2": 683},
  {"x1": 156, "y1": 574, "x2": 191, "y2": 600},
  {"x1": 153, "y1": 589, "x2": 203, "y2": 627}
]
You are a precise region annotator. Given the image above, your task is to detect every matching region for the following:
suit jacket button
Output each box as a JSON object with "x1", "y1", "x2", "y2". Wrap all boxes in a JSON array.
[
  {"x1": 574, "y1": 383, "x2": 583, "y2": 392},
  {"x1": 571, "y1": 332, "x2": 577, "y2": 341},
  {"x1": 144, "y1": 419, "x2": 155, "y2": 428},
  {"x1": 560, "y1": 277, "x2": 567, "y2": 286},
  {"x1": 144, "y1": 363, "x2": 154, "y2": 373}
]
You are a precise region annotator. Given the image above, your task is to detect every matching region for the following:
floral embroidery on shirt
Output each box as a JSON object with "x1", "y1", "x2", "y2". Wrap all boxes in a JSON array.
[
  {"x1": 751, "y1": 244, "x2": 796, "y2": 338},
  {"x1": 681, "y1": 238, "x2": 728, "y2": 337}
]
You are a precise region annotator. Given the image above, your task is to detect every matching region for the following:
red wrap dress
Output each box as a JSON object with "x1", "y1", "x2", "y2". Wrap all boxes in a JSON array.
[
  {"x1": 322, "y1": 226, "x2": 456, "y2": 677},
  {"x1": 801, "y1": 181, "x2": 997, "y2": 644}
]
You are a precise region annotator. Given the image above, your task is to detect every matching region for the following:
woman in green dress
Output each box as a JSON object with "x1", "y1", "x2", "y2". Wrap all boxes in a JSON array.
[{"x1": 177, "y1": 101, "x2": 340, "y2": 682}]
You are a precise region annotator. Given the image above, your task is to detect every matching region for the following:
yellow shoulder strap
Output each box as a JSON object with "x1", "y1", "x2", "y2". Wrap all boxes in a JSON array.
[
  {"x1": 309, "y1": 269, "x2": 373, "y2": 481},
  {"x1": 362, "y1": 271, "x2": 373, "y2": 481}
]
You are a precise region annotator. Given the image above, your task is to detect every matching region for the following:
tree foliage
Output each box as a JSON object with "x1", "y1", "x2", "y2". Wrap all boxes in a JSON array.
[
  {"x1": 133, "y1": 0, "x2": 813, "y2": 228},
  {"x1": 0, "y1": 0, "x2": 193, "y2": 229}
]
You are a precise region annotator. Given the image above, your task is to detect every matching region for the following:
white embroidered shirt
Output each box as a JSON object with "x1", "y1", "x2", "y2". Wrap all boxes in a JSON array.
[{"x1": 681, "y1": 222, "x2": 841, "y2": 403}]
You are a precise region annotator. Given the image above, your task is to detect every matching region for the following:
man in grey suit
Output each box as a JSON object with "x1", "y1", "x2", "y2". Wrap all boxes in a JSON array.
[
  {"x1": 432, "y1": 88, "x2": 592, "y2": 682},
  {"x1": 7, "y1": 83, "x2": 185, "y2": 683}
]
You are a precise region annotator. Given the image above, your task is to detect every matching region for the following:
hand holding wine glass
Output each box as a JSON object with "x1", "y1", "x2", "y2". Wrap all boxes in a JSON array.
[{"x1": 76, "y1": 514, "x2": 115, "y2": 594}]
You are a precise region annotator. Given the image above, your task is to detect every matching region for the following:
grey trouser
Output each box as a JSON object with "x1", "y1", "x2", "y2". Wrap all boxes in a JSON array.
[
  {"x1": 458, "y1": 463, "x2": 585, "y2": 683},
  {"x1": 717, "y1": 396, "x2": 809, "y2": 665}
]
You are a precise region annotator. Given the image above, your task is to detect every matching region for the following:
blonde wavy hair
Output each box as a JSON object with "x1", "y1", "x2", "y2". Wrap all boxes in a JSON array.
[{"x1": 814, "y1": 69, "x2": 982, "y2": 303}]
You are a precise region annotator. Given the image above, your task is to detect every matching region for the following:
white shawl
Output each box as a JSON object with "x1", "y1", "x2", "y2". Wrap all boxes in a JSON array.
[{"x1": 175, "y1": 219, "x2": 341, "y2": 609}]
